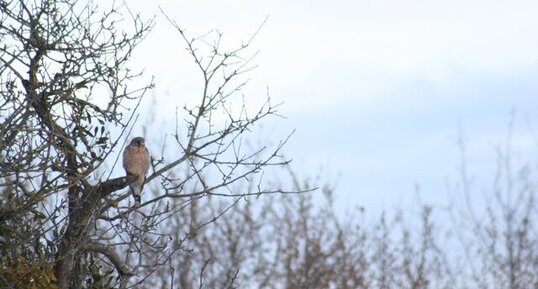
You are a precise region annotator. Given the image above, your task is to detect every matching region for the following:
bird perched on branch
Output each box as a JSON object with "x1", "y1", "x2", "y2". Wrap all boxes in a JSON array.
[{"x1": 123, "y1": 137, "x2": 150, "y2": 206}]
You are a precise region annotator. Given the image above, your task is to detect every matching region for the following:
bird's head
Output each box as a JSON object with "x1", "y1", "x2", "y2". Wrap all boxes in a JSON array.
[{"x1": 130, "y1": 137, "x2": 146, "y2": 147}]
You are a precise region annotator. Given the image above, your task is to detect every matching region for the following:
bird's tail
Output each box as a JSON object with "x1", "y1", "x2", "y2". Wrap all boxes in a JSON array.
[{"x1": 130, "y1": 184, "x2": 142, "y2": 207}]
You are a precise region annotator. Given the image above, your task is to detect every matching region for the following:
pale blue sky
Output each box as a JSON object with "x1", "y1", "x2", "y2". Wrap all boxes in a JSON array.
[{"x1": 125, "y1": 0, "x2": 538, "y2": 213}]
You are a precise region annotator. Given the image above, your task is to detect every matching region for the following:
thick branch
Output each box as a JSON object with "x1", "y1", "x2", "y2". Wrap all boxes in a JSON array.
[
  {"x1": 55, "y1": 175, "x2": 133, "y2": 288},
  {"x1": 83, "y1": 242, "x2": 134, "y2": 277},
  {"x1": 96, "y1": 175, "x2": 133, "y2": 197}
]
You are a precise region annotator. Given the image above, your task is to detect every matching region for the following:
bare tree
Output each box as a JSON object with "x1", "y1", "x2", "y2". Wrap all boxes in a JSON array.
[
  {"x1": 0, "y1": 1, "x2": 296, "y2": 288},
  {"x1": 145, "y1": 169, "x2": 457, "y2": 289},
  {"x1": 450, "y1": 123, "x2": 538, "y2": 289},
  {"x1": 3, "y1": 1, "x2": 534, "y2": 289}
]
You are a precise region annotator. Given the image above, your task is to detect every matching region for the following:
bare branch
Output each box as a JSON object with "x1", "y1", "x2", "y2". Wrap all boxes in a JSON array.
[{"x1": 84, "y1": 242, "x2": 135, "y2": 277}]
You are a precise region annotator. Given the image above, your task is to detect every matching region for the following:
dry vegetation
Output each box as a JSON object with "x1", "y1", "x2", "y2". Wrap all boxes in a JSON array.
[{"x1": 142, "y1": 150, "x2": 538, "y2": 289}]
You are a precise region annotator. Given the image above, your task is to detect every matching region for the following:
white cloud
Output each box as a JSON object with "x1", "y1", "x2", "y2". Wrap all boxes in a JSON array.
[{"x1": 126, "y1": 0, "x2": 538, "y2": 99}]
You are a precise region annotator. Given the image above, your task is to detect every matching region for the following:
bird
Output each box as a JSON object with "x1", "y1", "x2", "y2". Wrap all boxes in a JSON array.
[{"x1": 122, "y1": 137, "x2": 150, "y2": 206}]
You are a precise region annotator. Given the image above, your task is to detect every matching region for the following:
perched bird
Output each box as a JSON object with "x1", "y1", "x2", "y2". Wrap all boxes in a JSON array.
[{"x1": 123, "y1": 137, "x2": 150, "y2": 206}]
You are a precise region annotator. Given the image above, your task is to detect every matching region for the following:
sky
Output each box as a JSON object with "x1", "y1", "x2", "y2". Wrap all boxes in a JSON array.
[{"x1": 124, "y1": 0, "x2": 538, "y2": 214}]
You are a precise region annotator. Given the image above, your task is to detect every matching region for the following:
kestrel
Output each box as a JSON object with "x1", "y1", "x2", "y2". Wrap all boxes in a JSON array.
[{"x1": 123, "y1": 137, "x2": 150, "y2": 206}]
